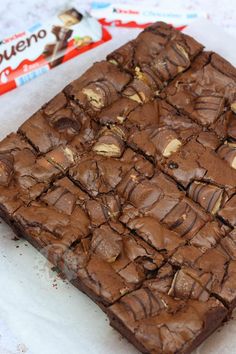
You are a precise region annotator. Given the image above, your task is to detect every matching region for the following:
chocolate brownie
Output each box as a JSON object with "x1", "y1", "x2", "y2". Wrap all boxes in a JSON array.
[
  {"x1": 169, "y1": 229, "x2": 236, "y2": 311},
  {"x1": 1, "y1": 21, "x2": 236, "y2": 354},
  {"x1": 19, "y1": 92, "x2": 98, "y2": 154},
  {"x1": 64, "y1": 61, "x2": 131, "y2": 116},
  {"x1": 163, "y1": 138, "x2": 236, "y2": 191},
  {"x1": 14, "y1": 186, "x2": 164, "y2": 305},
  {"x1": 108, "y1": 263, "x2": 227, "y2": 354},
  {"x1": 98, "y1": 99, "x2": 202, "y2": 163},
  {"x1": 0, "y1": 133, "x2": 76, "y2": 223},
  {"x1": 123, "y1": 34, "x2": 203, "y2": 103},
  {"x1": 163, "y1": 52, "x2": 236, "y2": 132}
]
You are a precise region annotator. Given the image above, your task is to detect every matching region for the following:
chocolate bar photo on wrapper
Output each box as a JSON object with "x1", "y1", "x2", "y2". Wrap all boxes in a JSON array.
[
  {"x1": 59, "y1": 8, "x2": 83, "y2": 26},
  {"x1": 1, "y1": 21, "x2": 236, "y2": 354},
  {"x1": 43, "y1": 8, "x2": 85, "y2": 68},
  {"x1": 43, "y1": 26, "x2": 73, "y2": 68}
]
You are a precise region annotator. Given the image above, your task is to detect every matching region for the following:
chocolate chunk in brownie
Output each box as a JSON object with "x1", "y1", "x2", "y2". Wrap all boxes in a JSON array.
[{"x1": 218, "y1": 194, "x2": 236, "y2": 227}]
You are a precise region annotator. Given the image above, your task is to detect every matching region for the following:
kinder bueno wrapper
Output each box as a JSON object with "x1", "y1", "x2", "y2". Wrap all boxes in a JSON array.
[
  {"x1": 0, "y1": 8, "x2": 111, "y2": 95},
  {"x1": 88, "y1": 2, "x2": 207, "y2": 29}
]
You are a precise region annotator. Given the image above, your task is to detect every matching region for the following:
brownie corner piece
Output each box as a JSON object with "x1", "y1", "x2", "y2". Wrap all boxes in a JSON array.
[
  {"x1": 163, "y1": 50, "x2": 236, "y2": 131},
  {"x1": 107, "y1": 268, "x2": 227, "y2": 354},
  {"x1": 106, "y1": 263, "x2": 228, "y2": 353}
]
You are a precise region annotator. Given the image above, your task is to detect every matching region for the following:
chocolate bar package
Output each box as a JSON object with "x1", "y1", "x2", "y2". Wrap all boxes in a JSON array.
[
  {"x1": 85, "y1": 1, "x2": 206, "y2": 29},
  {"x1": 0, "y1": 8, "x2": 111, "y2": 95}
]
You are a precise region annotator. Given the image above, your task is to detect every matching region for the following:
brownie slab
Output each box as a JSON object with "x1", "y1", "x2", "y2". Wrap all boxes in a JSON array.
[{"x1": 1, "y1": 21, "x2": 236, "y2": 354}]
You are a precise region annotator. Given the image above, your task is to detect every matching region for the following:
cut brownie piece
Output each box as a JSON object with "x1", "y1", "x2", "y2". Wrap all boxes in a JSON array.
[
  {"x1": 108, "y1": 23, "x2": 203, "y2": 103},
  {"x1": 19, "y1": 92, "x2": 98, "y2": 154},
  {"x1": 120, "y1": 171, "x2": 210, "y2": 240},
  {"x1": 96, "y1": 99, "x2": 225, "y2": 176},
  {"x1": 108, "y1": 263, "x2": 227, "y2": 354},
  {"x1": 43, "y1": 176, "x2": 123, "y2": 229},
  {"x1": 164, "y1": 52, "x2": 236, "y2": 133},
  {"x1": 169, "y1": 228, "x2": 236, "y2": 311},
  {"x1": 124, "y1": 215, "x2": 185, "y2": 259},
  {"x1": 0, "y1": 133, "x2": 74, "y2": 222},
  {"x1": 119, "y1": 171, "x2": 183, "y2": 221},
  {"x1": 122, "y1": 30, "x2": 203, "y2": 103},
  {"x1": 144, "y1": 263, "x2": 214, "y2": 301},
  {"x1": 64, "y1": 61, "x2": 131, "y2": 116},
  {"x1": 97, "y1": 99, "x2": 202, "y2": 163},
  {"x1": 59, "y1": 223, "x2": 164, "y2": 307},
  {"x1": 13, "y1": 176, "x2": 124, "y2": 250},
  {"x1": 13, "y1": 177, "x2": 91, "y2": 250},
  {"x1": 69, "y1": 148, "x2": 154, "y2": 198},
  {"x1": 119, "y1": 172, "x2": 212, "y2": 263},
  {"x1": 107, "y1": 22, "x2": 175, "y2": 71},
  {"x1": 163, "y1": 139, "x2": 236, "y2": 193}
]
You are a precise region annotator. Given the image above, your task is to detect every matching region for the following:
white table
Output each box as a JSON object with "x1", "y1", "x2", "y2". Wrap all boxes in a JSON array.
[{"x1": 0, "y1": 0, "x2": 236, "y2": 38}]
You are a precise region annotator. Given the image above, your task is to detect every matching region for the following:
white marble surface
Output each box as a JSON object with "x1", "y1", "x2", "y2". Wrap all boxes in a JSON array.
[{"x1": 0, "y1": 0, "x2": 236, "y2": 38}]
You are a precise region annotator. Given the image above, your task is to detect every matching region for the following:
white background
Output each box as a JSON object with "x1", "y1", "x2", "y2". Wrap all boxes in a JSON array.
[
  {"x1": 0, "y1": 1, "x2": 236, "y2": 354},
  {"x1": 0, "y1": 0, "x2": 236, "y2": 38}
]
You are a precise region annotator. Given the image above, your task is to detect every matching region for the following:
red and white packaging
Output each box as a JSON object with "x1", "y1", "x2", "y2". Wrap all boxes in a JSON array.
[
  {"x1": 0, "y1": 8, "x2": 111, "y2": 95},
  {"x1": 87, "y1": 2, "x2": 207, "y2": 29}
]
